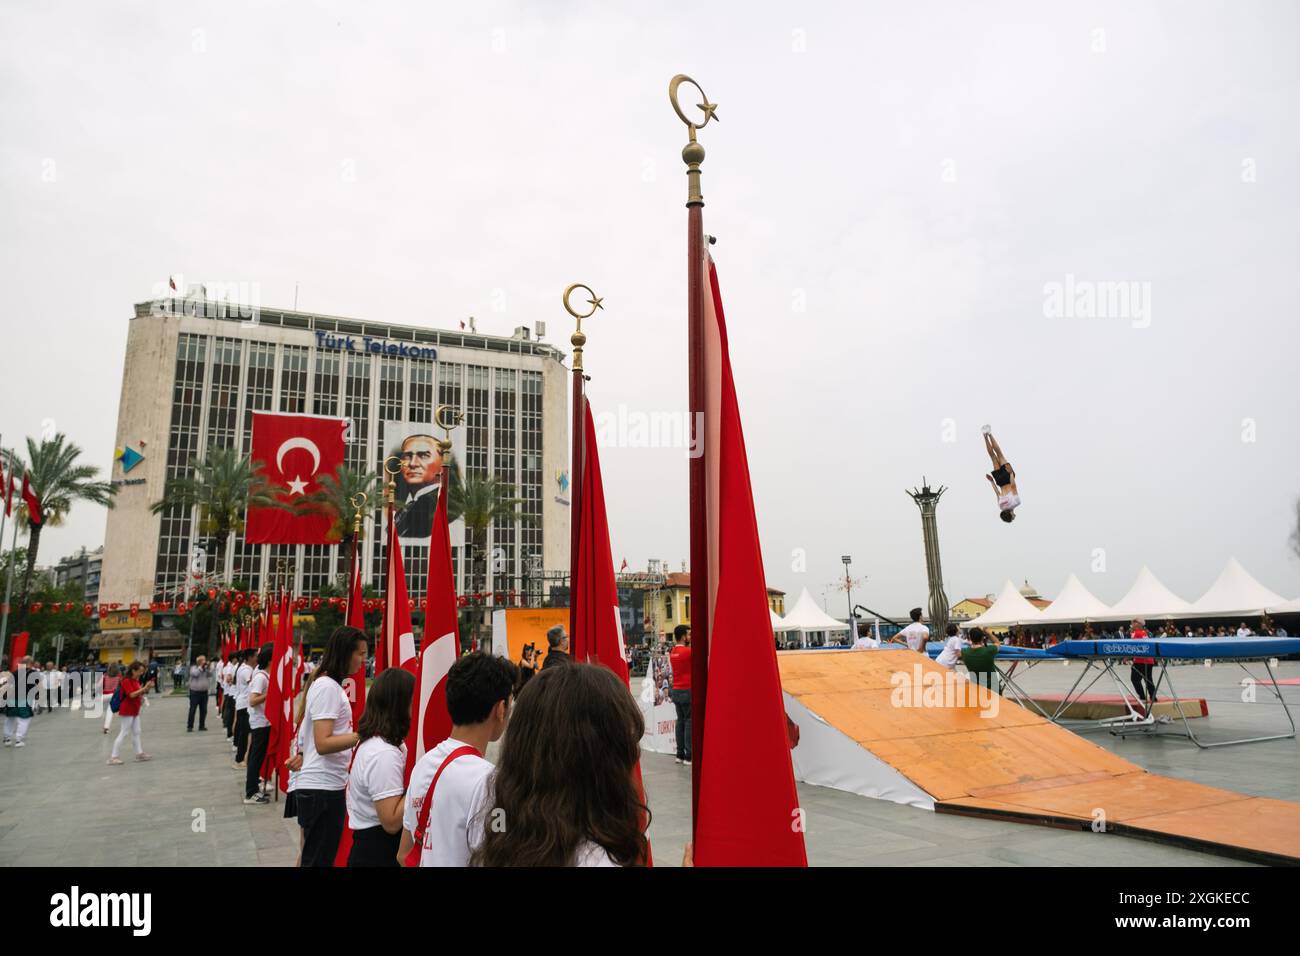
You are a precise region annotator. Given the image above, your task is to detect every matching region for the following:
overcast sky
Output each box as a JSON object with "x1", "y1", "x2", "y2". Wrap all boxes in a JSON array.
[{"x1": 2, "y1": 0, "x2": 1298, "y2": 612}]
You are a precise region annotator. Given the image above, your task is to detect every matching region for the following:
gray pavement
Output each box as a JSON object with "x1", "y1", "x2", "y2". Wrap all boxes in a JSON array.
[{"x1": 2, "y1": 658, "x2": 1297, "y2": 866}]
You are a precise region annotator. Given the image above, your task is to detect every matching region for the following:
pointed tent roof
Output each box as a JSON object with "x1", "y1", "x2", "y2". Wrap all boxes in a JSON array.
[
  {"x1": 1188, "y1": 557, "x2": 1285, "y2": 617},
  {"x1": 962, "y1": 579, "x2": 1046, "y2": 628},
  {"x1": 1100, "y1": 566, "x2": 1192, "y2": 621},
  {"x1": 1035, "y1": 573, "x2": 1111, "y2": 624},
  {"x1": 1269, "y1": 596, "x2": 1300, "y2": 614},
  {"x1": 772, "y1": 587, "x2": 849, "y2": 632},
  {"x1": 770, "y1": 607, "x2": 784, "y2": 630}
]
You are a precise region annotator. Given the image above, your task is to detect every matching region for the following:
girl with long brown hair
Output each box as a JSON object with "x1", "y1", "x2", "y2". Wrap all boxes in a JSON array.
[{"x1": 470, "y1": 662, "x2": 649, "y2": 867}]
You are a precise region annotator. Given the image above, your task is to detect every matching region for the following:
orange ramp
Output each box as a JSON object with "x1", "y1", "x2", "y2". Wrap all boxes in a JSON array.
[{"x1": 778, "y1": 648, "x2": 1300, "y2": 864}]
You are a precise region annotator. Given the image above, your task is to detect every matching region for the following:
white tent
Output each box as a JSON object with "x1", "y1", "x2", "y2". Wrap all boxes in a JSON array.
[
  {"x1": 1269, "y1": 596, "x2": 1300, "y2": 614},
  {"x1": 1101, "y1": 566, "x2": 1192, "y2": 621},
  {"x1": 1187, "y1": 557, "x2": 1285, "y2": 618},
  {"x1": 770, "y1": 608, "x2": 784, "y2": 630},
  {"x1": 1034, "y1": 573, "x2": 1111, "y2": 625},
  {"x1": 773, "y1": 587, "x2": 848, "y2": 647},
  {"x1": 961, "y1": 579, "x2": 1045, "y2": 628}
]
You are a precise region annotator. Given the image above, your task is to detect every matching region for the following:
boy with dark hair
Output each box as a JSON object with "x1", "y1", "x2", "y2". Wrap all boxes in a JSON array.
[
  {"x1": 399, "y1": 652, "x2": 517, "y2": 867},
  {"x1": 891, "y1": 608, "x2": 930, "y2": 652}
]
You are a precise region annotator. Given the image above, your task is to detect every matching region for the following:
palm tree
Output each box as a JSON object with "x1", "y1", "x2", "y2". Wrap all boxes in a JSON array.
[
  {"x1": 10, "y1": 435, "x2": 116, "y2": 632},
  {"x1": 444, "y1": 453, "x2": 532, "y2": 596},
  {"x1": 150, "y1": 446, "x2": 283, "y2": 653},
  {"x1": 297, "y1": 466, "x2": 382, "y2": 576}
]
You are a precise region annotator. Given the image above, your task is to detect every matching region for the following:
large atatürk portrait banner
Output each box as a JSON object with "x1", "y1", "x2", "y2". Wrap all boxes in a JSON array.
[{"x1": 383, "y1": 420, "x2": 466, "y2": 546}]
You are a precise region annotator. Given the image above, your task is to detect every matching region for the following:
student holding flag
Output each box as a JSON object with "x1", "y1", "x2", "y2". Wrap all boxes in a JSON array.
[
  {"x1": 295, "y1": 626, "x2": 366, "y2": 867},
  {"x1": 345, "y1": 667, "x2": 414, "y2": 867}
]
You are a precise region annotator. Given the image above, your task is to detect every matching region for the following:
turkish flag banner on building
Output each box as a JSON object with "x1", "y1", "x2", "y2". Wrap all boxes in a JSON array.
[{"x1": 246, "y1": 412, "x2": 347, "y2": 544}]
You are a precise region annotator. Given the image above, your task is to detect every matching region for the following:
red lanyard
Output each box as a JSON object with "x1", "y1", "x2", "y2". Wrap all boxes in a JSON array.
[{"x1": 403, "y1": 745, "x2": 481, "y2": 867}]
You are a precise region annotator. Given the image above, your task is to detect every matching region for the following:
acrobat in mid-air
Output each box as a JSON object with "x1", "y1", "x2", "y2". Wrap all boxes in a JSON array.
[{"x1": 981, "y1": 425, "x2": 1020, "y2": 522}]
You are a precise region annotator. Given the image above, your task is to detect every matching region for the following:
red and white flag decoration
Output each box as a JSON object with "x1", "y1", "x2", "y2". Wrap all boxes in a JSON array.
[
  {"x1": 405, "y1": 472, "x2": 459, "y2": 781},
  {"x1": 343, "y1": 542, "x2": 367, "y2": 729},
  {"x1": 378, "y1": 510, "x2": 417, "y2": 678},
  {"x1": 246, "y1": 412, "x2": 347, "y2": 544},
  {"x1": 261, "y1": 592, "x2": 294, "y2": 789},
  {"x1": 692, "y1": 254, "x2": 807, "y2": 867},
  {"x1": 20, "y1": 473, "x2": 42, "y2": 526}
]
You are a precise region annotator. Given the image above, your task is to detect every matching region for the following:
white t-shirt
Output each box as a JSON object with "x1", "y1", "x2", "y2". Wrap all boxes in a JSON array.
[
  {"x1": 897, "y1": 622, "x2": 930, "y2": 652},
  {"x1": 222, "y1": 661, "x2": 237, "y2": 694},
  {"x1": 936, "y1": 635, "x2": 966, "y2": 668},
  {"x1": 403, "y1": 737, "x2": 494, "y2": 867},
  {"x1": 998, "y1": 493, "x2": 1021, "y2": 511},
  {"x1": 347, "y1": 737, "x2": 407, "y2": 831},
  {"x1": 851, "y1": 636, "x2": 881, "y2": 650},
  {"x1": 1236, "y1": 627, "x2": 1252, "y2": 638},
  {"x1": 296, "y1": 676, "x2": 353, "y2": 792},
  {"x1": 572, "y1": 842, "x2": 619, "y2": 867},
  {"x1": 247, "y1": 670, "x2": 271, "y2": 730},
  {"x1": 234, "y1": 663, "x2": 253, "y2": 710}
]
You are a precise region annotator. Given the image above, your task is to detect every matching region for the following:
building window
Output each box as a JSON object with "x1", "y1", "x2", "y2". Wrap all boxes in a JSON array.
[
  {"x1": 492, "y1": 367, "x2": 517, "y2": 595},
  {"x1": 241, "y1": 341, "x2": 276, "y2": 455},
  {"x1": 205, "y1": 338, "x2": 243, "y2": 452},
  {"x1": 313, "y1": 352, "x2": 340, "y2": 416},
  {"x1": 282, "y1": 346, "x2": 308, "y2": 414},
  {"x1": 344, "y1": 353, "x2": 371, "y2": 471},
  {"x1": 665, "y1": 594, "x2": 673, "y2": 620}
]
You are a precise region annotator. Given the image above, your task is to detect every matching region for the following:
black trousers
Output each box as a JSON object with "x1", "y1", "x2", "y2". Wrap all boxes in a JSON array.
[
  {"x1": 348, "y1": 825, "x2": 400, "y2": 867},
  {"x1": 187, "y1": 691, "x2": 208, "y2": 730},
  {"x1": 670, "y1": 688, "x2": 692, "y2": 761},
  {"x1": 233, "y1": 709, "x2": 251, "y2": 763},
  {"x1": 223, "y1": 695, "x2": 236, "y2": 737},
  {"x1": 1131, "y1": 663, "x2": 1157, "y2": 703},
  {"x1": 297, "y1": 789, "x2": 347, "y2": 867},
  {"x1": 245, "y1": 725, "x2": 271, "y2": 798}
]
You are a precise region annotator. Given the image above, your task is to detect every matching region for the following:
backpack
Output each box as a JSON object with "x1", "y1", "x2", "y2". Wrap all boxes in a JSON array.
[{"x1": 110, "y1": 684, "x2": 122, "y2": 714}]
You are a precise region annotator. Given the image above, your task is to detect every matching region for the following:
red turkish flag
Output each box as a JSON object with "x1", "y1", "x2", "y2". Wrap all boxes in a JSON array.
[
  {"x1": 571, "y1": 398, "x2": 652, "y2": 864},
  {"x1": 405, "y1": 472, "x2": 459, "y2": 781},
  {"x1": 691, "y1": 255, "x2": 807, "y2": 867},
  {"x1": 20, "y1": 473, "x2": 42, "y2": 526},
  {"x1": 246, "y1": 412, "x2": 347, "y2": 544},
  {"x1": 379, "y1": 511, "x2": 418, "y2": 680}
]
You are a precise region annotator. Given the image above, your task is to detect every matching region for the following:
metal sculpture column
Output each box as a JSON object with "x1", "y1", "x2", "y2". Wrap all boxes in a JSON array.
[{"x1": 906, "y1": 479, "x2": 949, "y2": 639}]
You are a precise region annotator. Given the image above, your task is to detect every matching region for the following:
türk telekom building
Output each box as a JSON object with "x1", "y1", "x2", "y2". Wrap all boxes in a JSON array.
[{"x1": 99, "y1": 290, "x2": 570, "y2": 606}]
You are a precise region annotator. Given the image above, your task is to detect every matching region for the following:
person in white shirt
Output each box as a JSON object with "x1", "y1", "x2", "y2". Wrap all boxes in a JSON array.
[
  {"x1": 850, "y1": 621, "x2": 881, "y2": 650},
  {"x1": 890, "y1": 608, "x2": 931, "y2": 653},
  {"x1": 221, "y1": 657, "x2": 238, "y2": 742},
  {"x1": 400, "y1": 652, "x2": 517, "y2": 867},
  {"x1": 935, "y1": 623, "x2": 967, "y2": 669},
  {"x1": 1236, "y1": 623, "x2": 1253, "y2": 638},
  {"x1": 981, "y1": 425, "x2": 1021, "y2": 523},
  {"x1": 232, "y1": 649, "x2": 255, "y2": 769},
  {"x1": 295, "y1": 626, "x2": 366, "y2": 868},
  {"x1": 469, "y1": 662, "x2": 647, "y2": 868},
  {"x1": 347, "y1": 668, "x2": 415, "y2": 867},
  {"x1": 243, "y1": 645, "x2": 274, "y2": 805}
]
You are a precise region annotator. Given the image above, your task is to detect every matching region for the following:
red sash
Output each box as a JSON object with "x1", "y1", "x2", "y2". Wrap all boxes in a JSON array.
[{"x1": 403, "y1": 745, "x2": 481, "y2": 868}]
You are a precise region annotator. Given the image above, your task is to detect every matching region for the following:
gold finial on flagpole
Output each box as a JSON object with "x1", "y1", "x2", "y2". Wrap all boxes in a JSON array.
[
  {"x1": 383, "y1": 456, "x2": 401, "y2": 513},
  {"x1": 349, "y1": 492, "x2": 368, "y2": 542},
  {"x1": 434, "y1": 404, "x2": 462, "y2": 465},
  {"x1": 669, "y1": 74, "x2": 717, "y2": 208},
  {"x1": 563, "y1": 283, "x2": 603, "y2": 373}
]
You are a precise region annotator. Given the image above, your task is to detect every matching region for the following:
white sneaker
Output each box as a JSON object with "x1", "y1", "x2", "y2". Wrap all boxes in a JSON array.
[
  {"x1": 2, "y1": 738, "x2": 11, "y2": 747},
  {"x1": 675, "y1": 757, "x2": 682, "y2": 764},
  {"x1": 14, "y1": 740, "x2": 25, "y2": 748},
  {"x1": 243, "y1": 793, "x2": 270, "y2": 805}
]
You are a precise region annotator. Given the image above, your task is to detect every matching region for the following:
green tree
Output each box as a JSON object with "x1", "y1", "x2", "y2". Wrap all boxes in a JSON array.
[
  {"x1": 297, "y1": 466, "x2": 382, "y2": 571},
  {"x1": 23, "y1": 581, "x2": 93, "y2": 664},
  {"x1": 297, "y1": 577, "x2": 382, "y2": 651},
  {"x1": 444, "y1": 453, "x2": 530, "y2": 647},
  {"x1": 150, "y1": 447, "x2": 284, "y2": 654},
  {"x1": 8, "y1": 435, "x2": 116, "y2": 632}
]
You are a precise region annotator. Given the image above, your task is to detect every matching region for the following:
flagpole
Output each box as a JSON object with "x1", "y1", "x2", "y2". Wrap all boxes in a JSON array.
[
  {"x1": 564, "y1": 283, "x2": 602, "y2": 663},
  {"x1": 0, "y1": 517, "x2": 17, "y2": 650},
  {"x1": 670, "y1": 73, "x2": 717, "y2": 831}
]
